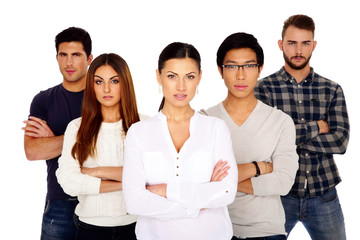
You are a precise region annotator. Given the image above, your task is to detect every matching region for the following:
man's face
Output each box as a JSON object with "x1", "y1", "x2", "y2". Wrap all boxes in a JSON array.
[
  {"x1": 219, "y1": 48, "x2": 262, "y2": 100},
  {"x1": 279, "y1": 25, "x2": 317, "y2": 70},
  {"x1": 56, "y1": 41, "x2": 92, "y2": 83}
]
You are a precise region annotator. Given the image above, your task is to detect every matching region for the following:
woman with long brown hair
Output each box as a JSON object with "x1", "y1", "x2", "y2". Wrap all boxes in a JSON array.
[{"x1": 56, "y1": 53, "x2": 140, "y2": 240}]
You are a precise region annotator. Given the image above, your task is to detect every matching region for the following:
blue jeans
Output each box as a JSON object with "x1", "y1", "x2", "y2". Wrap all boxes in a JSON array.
[
  {"x1": 77, "y1": 221, "x2": 136, "y2": 240},
  {"x1": 281, "y1": 187, "x2": 346, "y2": 240},
  {"x1": 232, "y1": 235, "x2": 286, "y2": 240},
  {"x1": 41, "y1": 198, "x2": 78, "y2": 240}
]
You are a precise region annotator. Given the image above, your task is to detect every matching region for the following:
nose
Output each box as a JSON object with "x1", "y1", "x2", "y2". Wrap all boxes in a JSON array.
[
  {"x1": 103, "y1": 82, "x2": 110, "y2": 93},
  {"x1": 66, "y1": 56, "x2": 74, "y2": 66},
  {"x1": 295, "y1": 44, "x2": 303, "y2": 55},
  {"x1": 236, "y1": 66, "x2": 246, "y2": 80},
  {"x1": 177, "y1": 79, "x2": 186, "y2": 91}
]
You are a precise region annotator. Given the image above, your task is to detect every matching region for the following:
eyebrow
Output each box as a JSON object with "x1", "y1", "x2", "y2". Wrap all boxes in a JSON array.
[
  {"x1": 94, "y1": 75, "x2": 119, "y2": 80},
  {"x1": 287, "y1": 40, "x2": 312, "y2": 43},
  {"x1": 224, "y1": 60, "x2": 257, "y2": 64}
]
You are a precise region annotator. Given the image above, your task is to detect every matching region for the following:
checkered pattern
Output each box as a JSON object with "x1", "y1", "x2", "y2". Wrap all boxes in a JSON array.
[{"x1": 255, "y1": 67, "x2": 350, "y2": 197}]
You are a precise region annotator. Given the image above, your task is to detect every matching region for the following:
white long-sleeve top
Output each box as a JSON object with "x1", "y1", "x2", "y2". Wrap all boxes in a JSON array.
[
  {"x1": 123, "y1": 111, "x2": 237, "y2": 240},
  {"x1": 56, "y1": 117, "x2": 137, "y2": 227},
  {"x1": 202, "y1": 101, "x2": 299, "y2": 238}
]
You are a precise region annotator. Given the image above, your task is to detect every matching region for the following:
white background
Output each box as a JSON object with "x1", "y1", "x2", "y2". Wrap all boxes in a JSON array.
[{"x1": 1, "y1": 0, "x2": 359, "y2": 239}]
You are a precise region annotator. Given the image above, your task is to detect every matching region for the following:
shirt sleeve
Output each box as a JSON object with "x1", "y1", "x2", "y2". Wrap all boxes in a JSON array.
[
  {"x1": 166, "y1": 120, "x2": 237, "y2": 209},
  {"x1": 299, "y1": 85, "x2": 350, "y2": 155},
  {"x1": 56, "y1": 120, "x2": 101, "y2": 197},
  {"x1": 252, "y1": 115, "x2": 299, "y2": 196},
  {"x1": 122, "y1": 126, "x2": 200, "y2": 221},
  {"x1": 29, "y1": 91, "x2": 47, "y2": 121}
]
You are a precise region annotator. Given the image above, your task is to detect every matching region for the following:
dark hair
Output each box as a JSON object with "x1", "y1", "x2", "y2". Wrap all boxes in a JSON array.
[
  {"x1": 282, "y1": 14, "x2": 315, "y2": 39},
  {"x1": 72, "y1": 53, "x2": 140, "y2": 166},
  {"x1": 157, "y1": 42, "x2": 201, "y2": 111},
  {"x1": 55, "y1": 27, "x2": 92, "y2": 59},
  {"x1": 216, "y1": 32, "x2": 264, "y2": 72}
]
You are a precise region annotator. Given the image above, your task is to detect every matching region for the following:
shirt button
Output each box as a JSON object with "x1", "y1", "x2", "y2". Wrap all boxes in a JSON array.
[
  {"x1": 176, "y1": 166, "x2": 179, "y2": 168},
  {"x1": 176, "y1": 174, "x2": 179, "y2": 177},
  {"x1": 299, "y1": 100, "x2": 302, "y2": 104}
]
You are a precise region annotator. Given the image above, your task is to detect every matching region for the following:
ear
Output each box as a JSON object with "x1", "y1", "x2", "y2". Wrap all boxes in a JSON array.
[
  {"x1": 87, "y1": 54, "x2": 93, "y2": 65},
  {"x1": 156, "y1": 69, "x2": 161, "y2": 85},
  {"x1": 258, "y1": 65, "x2": 264, "y2": 79},
  {"x1": 278, "y1": 40, "x2": 283, "y2": 51},
  {"x1": 312, "y1": 40, "x2": 317, "y2": 51},
  {"x1": 217, "y1": 66, "x2": 224, "y2": 79}
]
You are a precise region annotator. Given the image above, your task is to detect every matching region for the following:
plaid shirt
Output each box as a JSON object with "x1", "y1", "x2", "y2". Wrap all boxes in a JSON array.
[{"x1": 255, "y1": 67, "x2": 350, "y2": 197}]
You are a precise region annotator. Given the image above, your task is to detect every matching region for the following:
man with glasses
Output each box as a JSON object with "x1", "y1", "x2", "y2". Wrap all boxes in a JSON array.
[
  {"x1": 201, "y1": 32, "x2": 298, "y2": 240},
  {"x1": 255, "y1": 15, "x2": 349, "y2": 240}
]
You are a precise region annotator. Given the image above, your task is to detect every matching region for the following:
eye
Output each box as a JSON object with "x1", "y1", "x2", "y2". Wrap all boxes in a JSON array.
[
  {"x1": 167, "y1": 74, "x2": 176, "y2": 79},
  {"x1": 94, "y1": 79, "x2": 103, "y2": 85},
  {"x1": 186, "y1": 75, "x2": 195, "y2": 80},
  {"x1": 110, "y1": 79, "x2": 119, "y2": 84},
  {"x1": 58, "y1": 53, "x2": 66, "y2": 57}
]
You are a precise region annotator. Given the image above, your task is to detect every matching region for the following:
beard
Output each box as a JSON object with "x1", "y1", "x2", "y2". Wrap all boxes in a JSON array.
[{"x1": 283, "y1": 53, "x2": 312, "y2": 70}]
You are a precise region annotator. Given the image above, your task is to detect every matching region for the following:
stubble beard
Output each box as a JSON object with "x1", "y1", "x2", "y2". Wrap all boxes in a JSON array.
[{"x1": 283, "y1": 53, "x2": 312, "y2": 70}]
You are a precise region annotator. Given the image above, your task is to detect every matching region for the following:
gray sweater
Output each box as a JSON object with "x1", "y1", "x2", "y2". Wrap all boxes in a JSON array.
[{"x1": 201, "y1": 101, "x2": 298, "y2": 238}]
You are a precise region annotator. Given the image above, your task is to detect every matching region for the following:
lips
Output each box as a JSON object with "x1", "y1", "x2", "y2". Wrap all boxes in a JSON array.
[
  {"x1": 65, "y1": 69, "x2": 76, "y2": 74},
  {"x1": 174, "y1": 94, "x2": 187, "y2": 100},
  {"x1": 234, "y1": 85, "x2": 247, "y2": 90},
  {"x1": 103, "y1": 96, "x2": 113, "y2": 99}
]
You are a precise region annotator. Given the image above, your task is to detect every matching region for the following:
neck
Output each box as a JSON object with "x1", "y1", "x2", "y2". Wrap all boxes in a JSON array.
[
  {"x1": 161, "y1": 103, "x2": 194, "y2": 121},
  {"x1": 284, "y1": 64, "x2": 311, "y2": 83},
  {"x1": 62, "y1": 77, "x2": 86, "y2": 92},
  {"x1": 101, "y1": 107, "x2": 121, "y2": 123},
  {"x1": 223, "y1": 92, "x2": 258, "y2": 114}
]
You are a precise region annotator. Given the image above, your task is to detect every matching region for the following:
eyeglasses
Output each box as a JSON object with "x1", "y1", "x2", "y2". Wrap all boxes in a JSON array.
[{"x1": 222, "y1": 64, "x2": 259, "y2": 72}]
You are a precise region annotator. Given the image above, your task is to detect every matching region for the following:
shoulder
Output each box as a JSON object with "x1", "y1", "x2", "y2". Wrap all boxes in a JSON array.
[
  {"x1": 196, "y1": 112, "x2": 229, "y2": 132},
  {"x1": 199, "y1": 103, "x2": 223, "y2": 118},
  {"x1": 66, "y1": 117, "x2": 82, "y2": 132},
  {"x1": 258, "y1": 101, "x2": 294, "y2": 125},
  {"x1": 34, "y1": 84, "x2": 63, "y2": 99},
  {"x1": 313, "y1": 72, "x2": 341, "y2": 89}
]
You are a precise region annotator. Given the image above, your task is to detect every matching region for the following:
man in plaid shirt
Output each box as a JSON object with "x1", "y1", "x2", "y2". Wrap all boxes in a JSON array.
[{"x1": 255, "y1": 15, "x2": 349, "y2": 240}]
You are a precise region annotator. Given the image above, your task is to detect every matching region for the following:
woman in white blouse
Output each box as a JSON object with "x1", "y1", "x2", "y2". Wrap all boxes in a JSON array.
[
  {"x1": 122, "y1": 42, "x2": 238, "y2": 240},
  {"x1": 56, "y1": 53, "x2": 140, "y2": 240}
]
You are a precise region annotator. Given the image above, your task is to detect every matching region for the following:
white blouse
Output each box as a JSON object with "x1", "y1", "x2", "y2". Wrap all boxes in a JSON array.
[
  {"x1": 56, "y1": 117, "x2": 137, "y2": 227},
  {"x1": 123, "y1": 111, "x2": 237, "y2": 240}
]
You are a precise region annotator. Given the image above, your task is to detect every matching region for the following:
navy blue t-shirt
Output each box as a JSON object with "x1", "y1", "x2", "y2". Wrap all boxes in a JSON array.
[{"x1": 29, "y1": 83, "x2": 83, "y2": 200}]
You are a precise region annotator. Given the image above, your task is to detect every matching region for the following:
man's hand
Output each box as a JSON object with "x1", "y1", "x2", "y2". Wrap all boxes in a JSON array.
[
  {"x1": 22, "y1": 116, "x2": 55, "y2": 138},
  {"x1": 317, "y1": 120, "x2": 330, "y2": 134}
]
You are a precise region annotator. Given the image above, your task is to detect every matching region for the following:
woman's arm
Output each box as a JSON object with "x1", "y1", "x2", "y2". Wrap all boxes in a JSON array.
[
  {"x1": 56, "y1": 121, "x2": 101, "y2": 196},
  {"x1": 81, "y1": 167, "x2": 123, "y2": 182}
]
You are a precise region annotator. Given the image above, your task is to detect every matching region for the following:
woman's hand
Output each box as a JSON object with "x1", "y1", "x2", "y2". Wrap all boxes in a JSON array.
[
  {"x1": 146, "y1": 184, "x2": 167, "y2": 198},
  {"x1": 211, "y1": 159, "x2": 230, "y2": 182}
]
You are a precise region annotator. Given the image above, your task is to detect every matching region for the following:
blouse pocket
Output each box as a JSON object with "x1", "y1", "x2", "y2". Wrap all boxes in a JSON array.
[
  {"x1": 142, "y1": 151, "x2": 169, "y2": 184},
  {"x1": 190, "y1": 151, "x2": 214, "y2": 183}
]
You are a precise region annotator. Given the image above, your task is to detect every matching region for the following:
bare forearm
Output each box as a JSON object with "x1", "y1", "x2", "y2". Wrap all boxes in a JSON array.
[
  {"x1": 24, "y1": 135, "x2": 64, "y2": 160},
  {"x1": 100, "y1": 180, "x2": 122, "y2": 193},
  {"x1": 237, "y1": 162, "x2": 271, "y2": 182},
  {"x1": 238, "y1": 179, "x2": 253, "y2": 194}
]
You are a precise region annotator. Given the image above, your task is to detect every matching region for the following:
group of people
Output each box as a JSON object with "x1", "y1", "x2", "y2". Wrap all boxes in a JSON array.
[{"x1": 22, "y1": 14, "x2": 350, "y2": 240}]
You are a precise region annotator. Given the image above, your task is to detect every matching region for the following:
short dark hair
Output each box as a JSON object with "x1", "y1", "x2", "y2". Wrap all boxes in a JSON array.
[
  {"x1": 282, "y1": 14, "x2": 315, "y2": 39},
  {"x1": 55, "y1": 27, "x2": 92, "y2": 59},
  {"x1": 216, "y1": 32, "x2": 264, "y2": 71}
]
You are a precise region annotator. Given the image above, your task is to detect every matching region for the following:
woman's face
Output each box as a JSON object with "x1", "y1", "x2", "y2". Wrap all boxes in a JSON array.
[
  {"x1": 157, "y1": 58, "x2": 201, "y2": 109},
  {"x1": 93, "y1": 65, "x2": 121, "y2": 110}
]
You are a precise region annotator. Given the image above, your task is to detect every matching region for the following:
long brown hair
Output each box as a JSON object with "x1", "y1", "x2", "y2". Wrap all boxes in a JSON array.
[{"x1": 71, "y1": 53, "x2": 140, "y2": 166}]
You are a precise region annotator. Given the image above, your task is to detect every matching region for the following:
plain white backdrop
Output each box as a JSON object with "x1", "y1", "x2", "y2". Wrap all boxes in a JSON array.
[{"x1": 1, "y1": 0, "x2": 359, "y2": 239}]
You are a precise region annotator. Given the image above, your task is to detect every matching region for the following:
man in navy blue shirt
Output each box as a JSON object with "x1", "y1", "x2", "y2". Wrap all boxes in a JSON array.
[{"x1": 23, "y1": 27, "x2": 93, "y2": 240}]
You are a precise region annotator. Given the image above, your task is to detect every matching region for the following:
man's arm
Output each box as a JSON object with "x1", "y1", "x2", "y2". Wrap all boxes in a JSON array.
[{"x1": 23, "y1": 116, "x2": 64, "y2": 160}]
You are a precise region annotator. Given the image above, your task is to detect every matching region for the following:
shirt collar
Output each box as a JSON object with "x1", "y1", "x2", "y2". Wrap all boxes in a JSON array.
[{"x1": 280, "y1": 66, "x2": 315, "y2": 83}]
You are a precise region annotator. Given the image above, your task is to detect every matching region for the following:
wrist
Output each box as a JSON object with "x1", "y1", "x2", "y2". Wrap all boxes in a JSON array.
[{"x1": 252, "y1": 161, "x2": 261, "y2": 177}]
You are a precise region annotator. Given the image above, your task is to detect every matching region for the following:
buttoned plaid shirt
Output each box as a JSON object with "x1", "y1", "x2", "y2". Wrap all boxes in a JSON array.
[{"x1": 255, "y1": 67, "x2": 350, "y2": 197}]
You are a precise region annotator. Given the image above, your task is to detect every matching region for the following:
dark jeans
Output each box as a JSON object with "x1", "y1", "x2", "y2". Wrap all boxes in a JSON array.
[
  {"x1": 281, "y1": 187, "x2": 346, "y2": 240},
  {"x1": 41, "y1": 198, "x2": 78, "y2": 240},
  {"x1": 77, "y1": 221, "x2": 136, "y2": 240},
  {"x1": 232, "y1": 235, "x2": 286, "y2": 240}
]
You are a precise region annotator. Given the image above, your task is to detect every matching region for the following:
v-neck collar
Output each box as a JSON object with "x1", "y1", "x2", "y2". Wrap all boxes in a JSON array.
[{"x1": 157, "y1": 111, "x2": 198, "y2": 155}]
